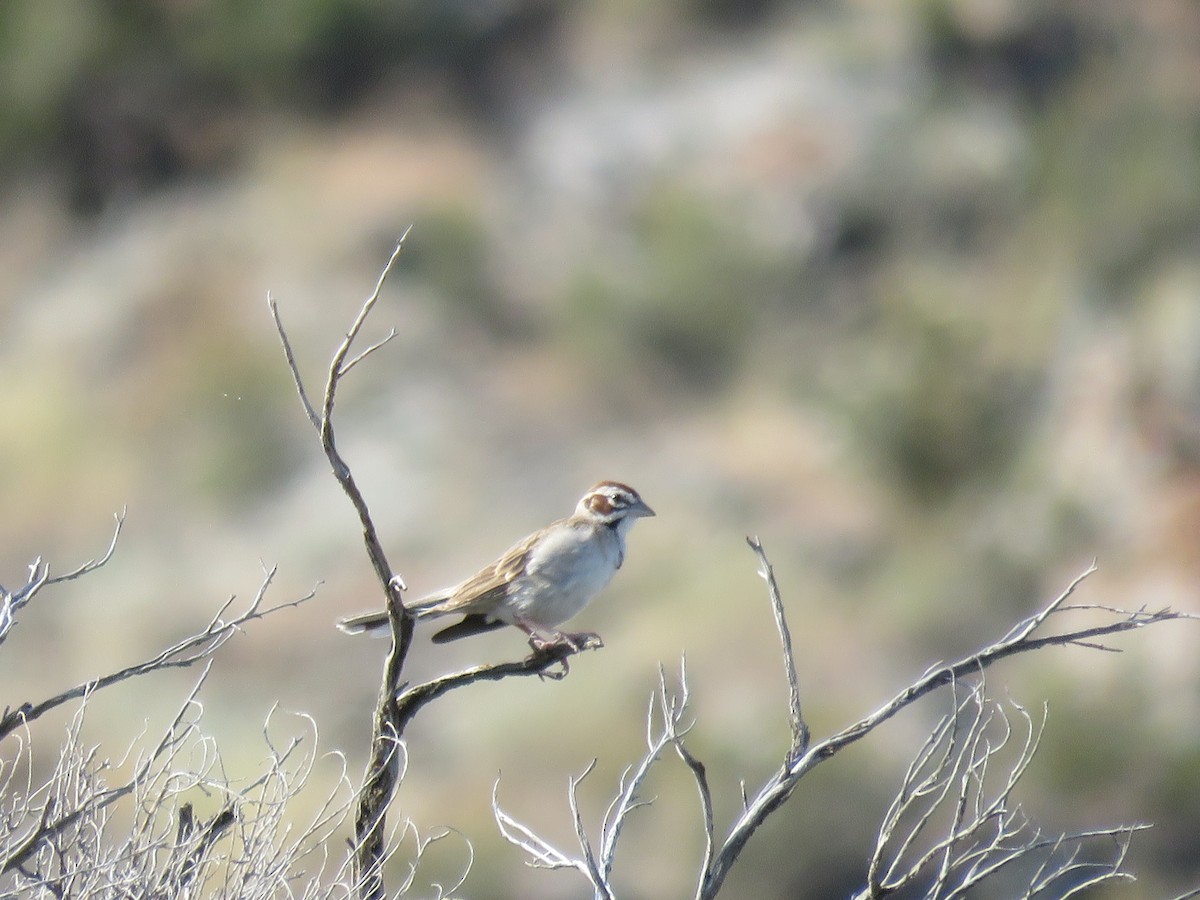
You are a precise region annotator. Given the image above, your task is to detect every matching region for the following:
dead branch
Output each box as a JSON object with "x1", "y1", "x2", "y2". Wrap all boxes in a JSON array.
[
  {"x1": 0, "y1": 566, "x2": 313, "y2": 742},
  {"x1": 397, "y1": 637, "x2": 603, "y2": 721},
  {"x1": 0, "y1": 510, "x2": 125, "y2": 647},
  {"x1": 0, "y1": 683, "x2": 380, "y2": 899},
  {"x1": 495, "y1": 541, "x2": 1197, "y2": 899},
  {"x1": 161, "y1": 802, "x2": 238, "y2": 895},
  {"x1": 270, "y1": 234, "x2": 416, "y2": 899},
  {"x1": 855, "y1": 683, "x2": 1146, "y2": 898},
  {"x1": 493, "y1": 662, "x2": 693, "y2": 899},
  {"x1": 698, "y1": 553, "x2": 1196, "y2": 898},
  {"x1": 271, "y1": 234, "x2": 616, "y2": 898},
  {"x1": 267, "y1": 232, "x2": 411, "y2": 608},
  {"x1": 747, "y1": 537, "x2": 808, "y2": 759},
  {"x1": 2, "y1": 669, "x2": 211, "y2": 879}
]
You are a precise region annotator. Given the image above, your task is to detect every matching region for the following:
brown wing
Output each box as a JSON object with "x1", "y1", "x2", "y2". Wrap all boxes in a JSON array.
[{"x1": 419, "y1": 526, "x2": 547, "y2": 617}]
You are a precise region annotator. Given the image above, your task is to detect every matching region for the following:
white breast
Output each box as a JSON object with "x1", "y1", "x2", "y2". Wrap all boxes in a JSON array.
[{"x1": 502, "y1": 522, "x2": 623, "y2": 629}]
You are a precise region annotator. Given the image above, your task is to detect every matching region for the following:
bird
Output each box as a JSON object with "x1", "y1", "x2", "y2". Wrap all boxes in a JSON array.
[{"x1": 337, "y1": 481, "x2": 655, "y2": 648}]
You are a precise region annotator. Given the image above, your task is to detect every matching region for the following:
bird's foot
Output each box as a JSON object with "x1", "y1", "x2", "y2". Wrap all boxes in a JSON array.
[
  {"x1": 525, "y1": 630, "x2": 603, "y2": 679},
  {"x1": 559, "y1": 630, "x2": 604, "y2": 652},
  {"x1": 527, "y1": 630, "x2": 603, "y2": 653}
]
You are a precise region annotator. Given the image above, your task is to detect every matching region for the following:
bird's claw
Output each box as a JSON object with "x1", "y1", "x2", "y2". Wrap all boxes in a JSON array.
[
  {"x1": 536, "y1": 663, "x2": 569, "y2": 681},
  {"x1": 562, "y1": 630, "x2": 603, "y2": 651},
  {"x1": 527, "y1": 631, "x2": 604, "y2": 679},
  {"x1": 528, "y1": 631, "x2": 603, "y2": 653}
]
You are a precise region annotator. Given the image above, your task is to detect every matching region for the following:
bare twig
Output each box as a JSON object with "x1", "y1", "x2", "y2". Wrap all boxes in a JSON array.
[
  {"x1": 746, "y1": 537, "x2": 807, "y2": 758},
  {"x1": 2, "y1": 669, "x2": 211, "y2": 877},
  {"x1": 503, "y1": 546, "x2": 1196, "y2": 899},
  {"x1": 568, "y1": 761, "x2": 610, "y2": 897},
  {"x1": 494, "y1": 662, "x2": 694, "y2": 899},
  {"x1": 855, "y1": 682, "x2": 1146, "y2": 898},
  {"x1": 697, "y1": 557, "x2": 1196, "y2": 898},
  {"x1": 159, "y1": 801, "x2": 238, "y2": 895},
  {"x1": 493, "y1": 765, "x2": 616, "y2": 900},
  {"x1": 598, "y1": 665, "x2": 690, "y2": 878},
  {"x1": 667, "y1": 665, "x2": 715, "y2": 900},
  {"x1": 268, "y1": 232, "x2": 411, "y2": 616},
  {"x1": 271, "y1": 231, "x2": 438, "y2": 900},
  {"x1": 267, "y1": 293, "x2": 320, "y2": 430},
  {"x1": 493, "y1": 778, "x2": 595, "y2": 878},
  {"x1": 340, "y1": 329, "x2": 399, "y2": 378},
  {"x1": 321, "y1": 232, "x2": 411, "y2": 435},
  {"x1": 0, "y1": 684, "x2": 380, "y2": 898},
  {"x1": 44, "y1": 509, "x2": 126, "y2": 587},
  {"x1": 0, "y1": 511, "x2": 125, "y2": 647},
  {"x1": 1000, "y1": 562, "x2": 1096, "y2": 644},
  {"x1": 272, "y1": 233, "x2": 617, "y2": 897},
  {"x1": 0, "y1": 567, "x2": 313, "y2": 742}
]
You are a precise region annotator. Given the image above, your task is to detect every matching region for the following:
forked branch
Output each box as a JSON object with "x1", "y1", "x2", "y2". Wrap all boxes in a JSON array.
[
  {"x1": 855, "y1": 683, "x2": 1146, "y2": 898},
  {"x1": 699, "y1": 555, "x2": 1194, "y2": 898},
  {"x1": 270, "y1": 235, "x2": 415, "y2": 899},
  {"x1": 272, "y1": 234, "x2": 608, "y2": 898},
  {"x1": 2, "y1": 669, "x2": 212, "y2": 878},
  {"x1": 493, "y1": 663, "x2": 694, "y2": 900},
  {"x1": 497, "y1": 541, "x2": 1197, "y2": 899},
  {"x1": 0, "y1": 566, "x2": 311, "y2": 742},
  {"x1": 0, "y1": 510, "x2": 125, "y2": 647},
  {"x1": 268, "y1": 230, "x2": 411, "y2": 608}
]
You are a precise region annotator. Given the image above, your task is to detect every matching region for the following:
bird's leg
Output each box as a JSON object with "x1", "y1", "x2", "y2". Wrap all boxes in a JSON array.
[
  {"x1": 516, "y1": 620, "x2": 556, "y2": 650},
  {"x1": 515, "y1": 621, "x2": 571, "y2": 678}
]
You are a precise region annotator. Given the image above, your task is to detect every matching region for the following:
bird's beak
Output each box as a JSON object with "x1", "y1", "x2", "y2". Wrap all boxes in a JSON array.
[{"x1": 633, "y1": 499, "x2": 656, "y2": 518}]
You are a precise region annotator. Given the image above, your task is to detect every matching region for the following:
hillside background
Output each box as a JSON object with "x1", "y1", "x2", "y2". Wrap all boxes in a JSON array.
[{"x1": 2, "y1": 1, "x2": 1199, "y2": 897}]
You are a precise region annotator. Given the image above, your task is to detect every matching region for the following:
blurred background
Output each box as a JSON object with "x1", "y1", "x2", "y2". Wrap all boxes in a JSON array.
[{"x1": 2, "y1": 0, "x2": 1199, "y2": 896}]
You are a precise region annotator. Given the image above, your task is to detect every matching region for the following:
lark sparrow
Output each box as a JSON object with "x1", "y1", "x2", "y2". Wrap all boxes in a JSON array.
[{"x1": 337, "y1": 481, "x2": 655, "y2": 647}]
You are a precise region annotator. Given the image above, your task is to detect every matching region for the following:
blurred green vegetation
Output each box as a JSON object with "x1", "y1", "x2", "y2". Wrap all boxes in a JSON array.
[
  {"x1": 0, "y1": 0, "x2": 562, "y2": 209},
  {"x1": 403, "y1": 207, "x2": 506, "y2": 330},
  {"x1": 564, "y1": 186, "x2": 782, "y2": 389},
  {"x1": 851, "y1": 291, "x2": 1044, "y2": 502}
]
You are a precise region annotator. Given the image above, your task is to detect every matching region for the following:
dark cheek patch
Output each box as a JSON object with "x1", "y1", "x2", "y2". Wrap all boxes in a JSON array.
[{"x1": 588, "y1": 495, "x2": 614, "y2": 515}]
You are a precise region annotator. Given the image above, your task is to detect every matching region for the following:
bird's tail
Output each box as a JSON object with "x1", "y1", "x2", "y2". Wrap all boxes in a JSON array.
[
  {"x1": 336, "y1": 590, "x2": 453, "y2": 637},
  {"x1": 334, "y1": 610, "x2": 390, "y2": 637},
  {"x1": 408, "y1": 589, "x2": 453, "y2": 615}
]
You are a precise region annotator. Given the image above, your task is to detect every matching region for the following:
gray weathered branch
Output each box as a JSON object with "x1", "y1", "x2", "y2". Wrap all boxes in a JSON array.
[
  {"x1": 698, "y1": 556, "x2": 1194, "y2": 898},
  {"x1": 498, "y1": 543, "x2": 1197, "y2": 898},
  {"x1": 0, "y1": 565, "x2": 310, "y2": 742},
  {"x1": 0, "y1": 510, "x2": 125, "y2": 647},
  {"x1": 271, "y1": 234, "x2": 415, "y2": 899},
  {"x1": 271, "y1": 234, "x2": 604, "y2": 899}
]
